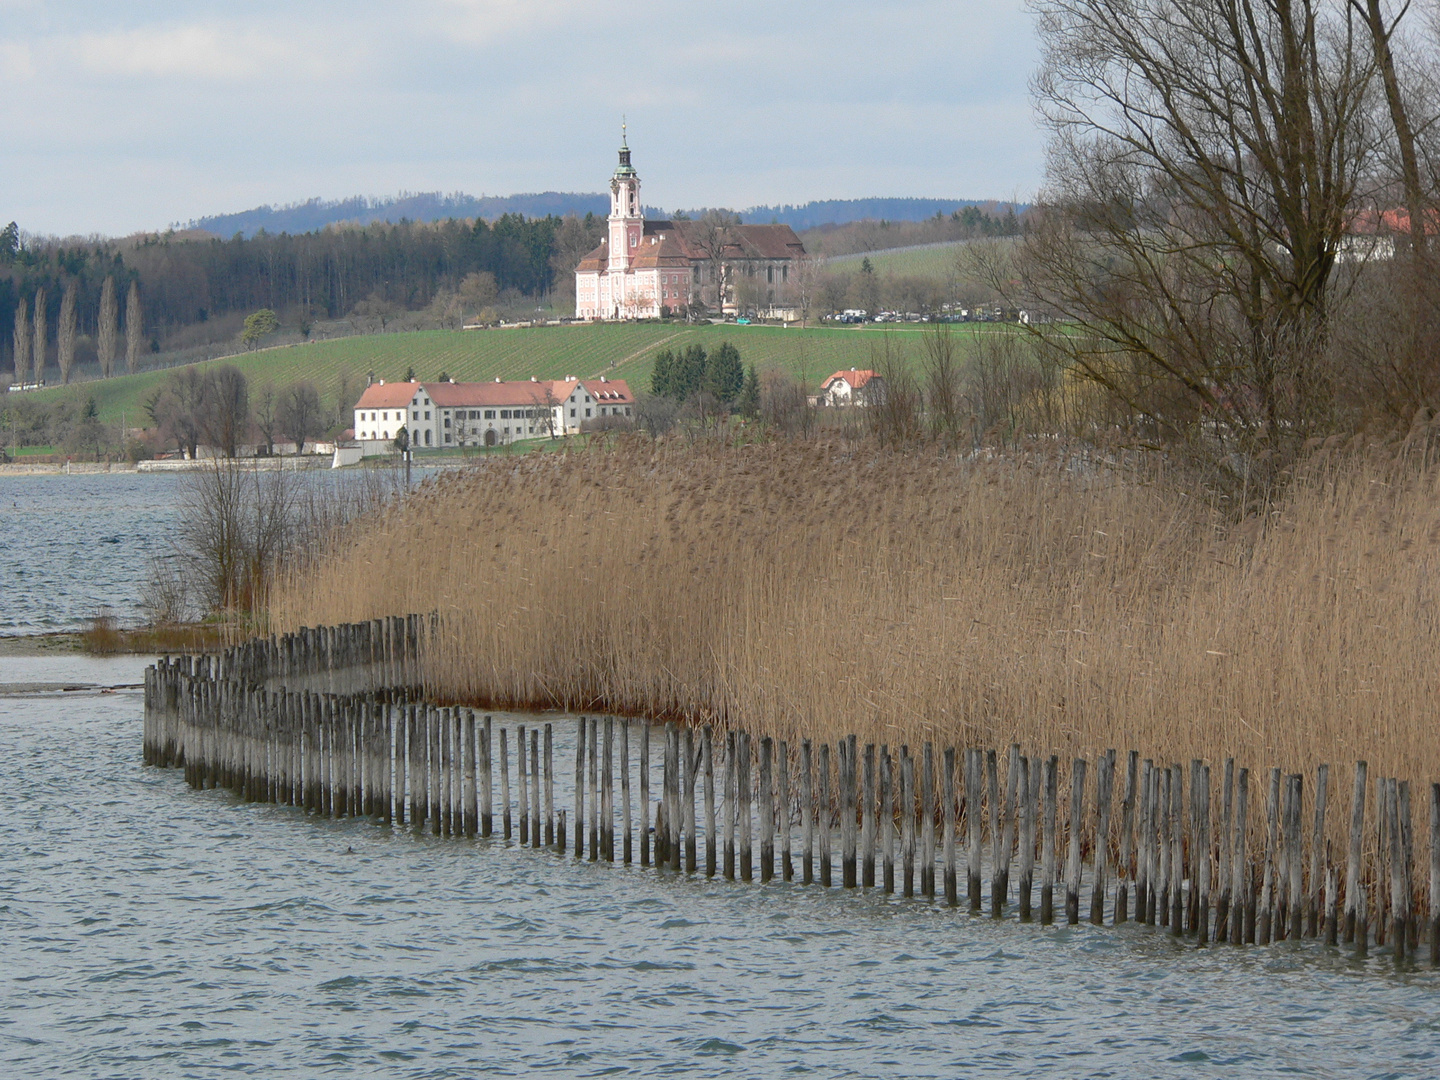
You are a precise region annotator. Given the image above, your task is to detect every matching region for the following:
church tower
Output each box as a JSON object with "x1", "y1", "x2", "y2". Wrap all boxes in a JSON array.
[{"x1": 608, "y1": 124, "x2": 643, "y2": 272}]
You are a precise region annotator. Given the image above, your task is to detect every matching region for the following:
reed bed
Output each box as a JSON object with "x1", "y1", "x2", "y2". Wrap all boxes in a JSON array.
[{"x1": 269, "y1": 436, "x2": 1440, "y2": 785}]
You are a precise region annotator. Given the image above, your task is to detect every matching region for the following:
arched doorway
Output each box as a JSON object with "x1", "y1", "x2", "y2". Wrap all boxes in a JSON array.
[{"x1": 484, "y1": 429, "x2": 497, "y2": 447}]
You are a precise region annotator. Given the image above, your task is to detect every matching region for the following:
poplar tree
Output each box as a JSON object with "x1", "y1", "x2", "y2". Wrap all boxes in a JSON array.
[
  {"x1": 57, "y1": 281, "x2": 77, "y2": 384},
  {"x1": 125, "y1": 281, "x2": 142, "y2": 374},
  {"x1": 31, "y1": 287, "x2": 46, "y2": 385},
  {"x1": 11, "y1": 297, "x2": 28, "y2": 386},
  {"x1": 97, "y1": 277, "x2": 118, "y2": 378}
]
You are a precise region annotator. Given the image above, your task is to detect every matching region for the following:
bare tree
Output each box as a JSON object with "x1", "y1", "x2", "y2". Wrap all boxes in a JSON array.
[
  {"x1": 199, "y1": 365, "x2": 250, "y2": 458},
  {"x1": 691, "y1": 210, "x2": 740, "y2": 315},
  {"x1": 125, "y1": 281, "x2": 142, "y2": 374},
  {"x1": 57, "y1": 281, "x2": 77, "y2": 384},
  {"x1": 11, "y1": 297, "x2": 28, "y2": 386},
  {"x1": 921, "y1": 326, "x2": 962, "y2": 443},
  {"x1": 96, "y1": 277, "x2": 118, "y2": 378},
  {"x1": 1015, "y1": 0, "x2": 1382, "y2": 480},
  {"x1": 147, "y1": 367, "x2": 206, "y2": 459},
  {"x1": 278, "y1": 381, "x2": 324, "y2": 454},
  {"x1": 253, "y1": 383, "x2": 279, "y2": 455},
  {"x1": 31, "y1": 287, "x2": 46, "y2": 385},
  {"x1": 794, "y1": 253, "x2": 822, "y2": 326}
]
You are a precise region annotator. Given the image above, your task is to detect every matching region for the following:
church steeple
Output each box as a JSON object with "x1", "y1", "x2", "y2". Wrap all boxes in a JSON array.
[{"x1": 608, "y1": 119, "x2": 643, "y2": 271}]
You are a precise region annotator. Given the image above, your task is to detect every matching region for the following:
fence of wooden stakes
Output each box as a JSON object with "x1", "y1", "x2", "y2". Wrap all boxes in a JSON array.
[{"x1": 143, "y1": 615, "x2": 1440, "y2": 965}]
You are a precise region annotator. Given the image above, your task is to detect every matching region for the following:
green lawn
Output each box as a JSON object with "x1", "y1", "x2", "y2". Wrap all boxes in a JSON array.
[
  {"x1": 21, "y1": 321, "x2": 1018, "y2": 426},
  {"x1": 827, "y1": 241, "x2": 975, "y2": 279}
]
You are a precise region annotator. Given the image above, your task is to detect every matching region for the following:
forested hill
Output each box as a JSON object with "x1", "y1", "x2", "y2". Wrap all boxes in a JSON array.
[
  {"x1": 191, "y1": 193, "x2": 1006, "y2": 239},
  {"x1": 193, "y1": 193, "x2": 613, "y2": 239}
]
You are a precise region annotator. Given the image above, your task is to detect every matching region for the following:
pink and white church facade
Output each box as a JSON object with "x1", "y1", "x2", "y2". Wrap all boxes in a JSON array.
[{"x1": 574, "y1": 135, "x2": 806, "y2": 321}]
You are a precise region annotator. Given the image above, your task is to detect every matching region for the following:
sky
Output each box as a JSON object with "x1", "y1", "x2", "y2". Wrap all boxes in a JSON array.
[{"x1": 0, "y1": 0, "x2": 1043, "y2": 238}]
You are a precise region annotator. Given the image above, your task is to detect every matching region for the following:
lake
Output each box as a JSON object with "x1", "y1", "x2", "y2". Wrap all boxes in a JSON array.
[{"x1": 1, "y1": 476, "x2": 1437, "y2": 1077}]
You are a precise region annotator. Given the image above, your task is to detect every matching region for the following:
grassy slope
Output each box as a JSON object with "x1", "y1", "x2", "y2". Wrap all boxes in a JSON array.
[
  {"x1": 24, "y1": 322, "x2": 1017, "y2": 426},
  {"x1": 826, "y1": 241, "x2": 970, "y2": 279}
]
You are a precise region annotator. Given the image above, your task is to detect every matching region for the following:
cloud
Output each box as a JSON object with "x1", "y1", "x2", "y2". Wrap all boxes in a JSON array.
[
  {"x1": 0, "y1": 40, "x2": 35, "y2": 82},
  {"x1": 72, "y1": 23, "x2": 315, "y2": 81}
]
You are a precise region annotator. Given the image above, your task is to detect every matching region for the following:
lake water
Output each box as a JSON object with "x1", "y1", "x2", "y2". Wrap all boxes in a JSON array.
[
  {"x1": 0, "y1": 474, "x2": 181, "y2": 633},
  {"x1": 2, "y1": 479, "x2": 1439, "y2": 1077}
]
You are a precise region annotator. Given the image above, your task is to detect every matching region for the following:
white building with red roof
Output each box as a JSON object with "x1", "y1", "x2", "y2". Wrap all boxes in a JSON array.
[
  {"x1": 575, "y1": 132, "x2": 805, "y2": 320},
  {"x1": 351, "y1": 375, "x2": 634, "y2": 454},
  {"x1": 819, "y1": 368, "x2": 884, "y2": 407}
]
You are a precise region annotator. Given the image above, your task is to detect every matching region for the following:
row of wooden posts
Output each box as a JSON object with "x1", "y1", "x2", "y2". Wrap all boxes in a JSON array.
[{"x1": 144, "y1": 622, "x2": 1440, "y2": 966}]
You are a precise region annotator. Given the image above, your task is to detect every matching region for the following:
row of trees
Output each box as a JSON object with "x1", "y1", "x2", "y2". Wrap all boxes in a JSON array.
[
  {"x1": 146, "y1": 365, "x2": 331, "y2": 459},
  {"x1": 650, "y1": 342, "x2": 754, "y2": 408},
  {"x1": 5, "y1": 263, "x2": 144, "y2": 385},
  {"x1": 2, "y1": 213, "x2": 605, "y2": 379}
]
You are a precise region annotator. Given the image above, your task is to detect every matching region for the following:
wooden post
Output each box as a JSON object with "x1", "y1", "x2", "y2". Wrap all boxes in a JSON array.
[
  {"x1": 575, "y1": 717, "x2": 587, "y2": 858},
  {"x1": 1402, "y1": 781, "x2": 1416, "y2": 959},
  {"x1": 684, "y1": 728, "x2": 697, "y2": 873},
  {"x1": 1232, "y1": 767, "x2": 1249, "y2": 945},
  {"x1": 1117, "y1": 751, "x2": 1138, "y2": 925},
  {"x1": 1287, "y1": 774, "x2": 1304, "y2": 941},
  {"x1": 845, "y1": 736, "x2": 860, "y2": 890},
  {"x1": 1019, "y1": 756, "x2": 1037, "y2": 921},
  {"x1": 966, "y1": 749, "x2": 982, "y2": 912},
  {"x1": 760, "y1": 737, "x2": 775, "y2": 883},
  {"x1": 1137, "y1": 760, "x2": 1152, "y2": 924},
  {"x1": 725, "y1": 732, "x2": 737, "y2": 881},
  {"x1": 1430, "y1": 783, "x2": 1440, "y2": 966},
  {"x1": 428, "y1": 706, "x2": 442, "y2": 835},
  {"x1": 1065, "y1": 758, "x2": 1087, "y2": 925},
  {"x1": 1216, "y1": 758, "x2": 1234, "y2": 938},
  {"x1": 588, "y1": 717, "x2": 599, "y2": 862},
  {"x1": 900, "y1": 748, "x2": 915, "y2": 899},
  {"x1": 778, "y1": 739, "x2": 793, "y2": 882},
  {"x1": 738, "y1": 731, "x2": 752, "y2": 881},
  {"x1": 1091, "y1": 750, "x2": 1116, "y2": 926},
  {"x1": 818, "y1": 741, "x2": 832, "y2": 887},
  {"x1": 545, "y1": 723, "x2": 555, "y2": 848},
  {"x1": 920, "y1": 742, "x2": 935, "y2": 899},
  {"x1": 640, "y1": 722, "x2": 650, "y2": 867},
  {"x1": 1344, "y1": 760, "x2": 1367, "y2": 944},
  {"x1": 524, "y1": 722, "x2": 535, "y2": 852},
  {"x1": 480, "y1": 715, "x2": 492, "y2": 838},
  {"x1": 1197, "y1": 764, "x2": 1212, "y2": 945},
  {"x1": 863, "y1": 744, "x2": 876, "y2": 889},
  {"x1": 802, "y1": 739, "x2": 814, "y2": 885},
  {"x1": 881, "y1": 745, "x2": 895, "y2": 895},
  {"x1": 1308, "y1": 764, "x2": 1329, "y2": 938},
  {"x1": 1040, "y1": 755, "x2": 1058, "y2": 925},
  {"x1": 1170, "y1": 764, "x2": 1185, "y2": 936},
  {"x1": 620, "y1": 720, "x2": 632, "y2": 863},
  {"x1": 1158, "y1": 766, "x2": 1173, "y2": 929},
  {"x1": 1392, "y1": 780, "x2": 1410, "y2": 961},
  {"x1": 500, "y1": 727, "x2": 512, "y2": 840},
  {"x1": 944, "y1": 747, "x2": 958, "y2": 907},
  {"x1": 602, "y1": 718, "x2": 614, "y2": 861},
  {"x1": 986, "y1": 749, "x2": 1001, "y2": 915},
  {"x1": 528, "y1": 729, "x2": 540, "y2": 849},
  {"x1": 1258, "y1": 767, "x2": 1279, "y2": 945},
  {"x1": 1187, "y1": 760, "x2": 1202, "y2": 934},
  {"x1": 704, "y1": 728, "x2": 717, "y2": 877},
  {"x1": 461, "y1": 711, "x2": 476, "y2": 838},
  {"x1": 1000, "y1": 745, "x2": 1019, "y2": 909},
  {"x1": 1325, "y1": 844, "x2": 1340, "y2": 946}
]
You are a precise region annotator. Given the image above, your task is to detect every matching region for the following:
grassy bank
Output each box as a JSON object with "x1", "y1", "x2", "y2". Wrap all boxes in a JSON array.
[
  {"x1": 18, "y1": 322, "x2": 1018, "y2": 427},
  {"x1": 268, "y1": 436, "x2": 1440, "y2": 786}
]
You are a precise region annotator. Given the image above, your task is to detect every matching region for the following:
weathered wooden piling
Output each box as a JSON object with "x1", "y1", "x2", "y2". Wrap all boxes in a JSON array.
[
  {"x1": 517, "y1": 723, "x2": 529, "y2": 846},
  {"x1": 778, "y1": 739, "x2": 792, "y2": 882},
  {"x1": 531, "y1": 729, "x2": 542, "y2": 851},
  {"x1": 1019, "y1": 756, "x2": 1037, "y2": 921},
  {"x1": 818, "y1": 741, "x2": 832, "y2": 888},
  {"x1": 640, "y1": 722, "x2": 651, "y2": 868},
  {"x1": 620, "y1": 721, "x2": 632, "y2": 863},
  {"x1": 544, "y1": 723, "x2": 555, "y2": 848},
  {"x1": 802, "y1": 739, "x2": 815, "y2": 886},
  {"x1": 943, "y1": 747, "x2": 958, "y2": 907},
  {"x1": 575, "y1": 716, "x2": 587, "y2": 858},
  {"x1": 481, "y1": 716, "x2": 493, "y2": 838},
  {"x1": 684, "y1": 728, "x2": 697, "y2": 874},
  {"x1": 739, "y1": 731, "x2": 753, "y2": 881},
  {"x1": 760, "y1": 737, "x2": 775, "y2": 884},
  {"x1": 845, "y1": 736, "x2": 860, "y2": 890},
  {"x1": 920, "y1": 743, "x2": 935, "y2": 899},
  {"x1": 602, "y1": 718, "x2": 614, "y2": 861},
  {"x1": 703, "y1": 728, "x2": 717, "y2": 877},
  {"x1": 1065, "y1": 758, "x2": 1087, "y2": 925},
  {"x1": 986, "y1": 749, "x2": 1001, "y2": 916},
  {"x1": 900, "y1": 747, "x2": 914, "y2": 898},
  {"x1": 862, "y1": 743, "x2": 876, "y2": 889},
  {"x1": 726, "y1": 732, "x2": 738, "y2": 881},
  {"x1": 1091, "y1": 750, "x2": 1115, "y2": 926},
  {"x1": 881, "y1": 745, "x2": 895, "y2": 895},
  {"x1": 500, "y1": 726, "x2": 512, "y2": 840}
]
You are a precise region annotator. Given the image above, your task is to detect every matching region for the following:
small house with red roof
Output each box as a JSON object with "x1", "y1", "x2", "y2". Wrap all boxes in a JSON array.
[
  {"x1": 819, "y1": 368, "x2": 883, "y2": 407},
  {"x1": 351, "y1": 375, "x2": 634, "y2": 454}
]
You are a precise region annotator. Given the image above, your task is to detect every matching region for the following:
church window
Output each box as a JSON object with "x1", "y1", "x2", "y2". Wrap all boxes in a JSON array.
[
  {"x1": 500, "y1": 410, "x2": 510, "y2": 419},
  {"x1": 484, "y1": 410, "x2": 495, "y2": 419},
  {"x1": 767, "y1": 266, "x2": 774, "y2": 283},
  {"x1": 783, "y1": 266, "x2": 789, "y2": 282}
]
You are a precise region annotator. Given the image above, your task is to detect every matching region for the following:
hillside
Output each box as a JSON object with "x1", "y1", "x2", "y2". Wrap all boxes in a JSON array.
[{"x1": 22, "y1": 322, "x2": 1016, "y2": 427}]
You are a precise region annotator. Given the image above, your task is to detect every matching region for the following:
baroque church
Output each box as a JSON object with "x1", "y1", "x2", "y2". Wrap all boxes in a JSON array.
[{"x1": 575, "y1": 133, "x2": 806, "y2": 321}]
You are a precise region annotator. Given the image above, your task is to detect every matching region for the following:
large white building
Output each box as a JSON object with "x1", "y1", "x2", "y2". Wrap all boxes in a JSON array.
[
  {"x1": 351, "y1": 376, "x2": 634, "y2": 455},
  {"x1": 575, "y1": 134, "x2": 806, "y2": 320}
]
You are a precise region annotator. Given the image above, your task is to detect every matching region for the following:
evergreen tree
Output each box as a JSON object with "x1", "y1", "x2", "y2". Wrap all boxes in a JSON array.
[
  {"x1": 125, "y1": 281, "x2": 142, "y2": 374},
  {"x1": 651, "y1": 348, "x2": 675, "y2": 397},
  {"x1": 97, "y1": 277, "x2": 118, "y2": 378},
  {"x1": 704, "y1": 341, "x2": 744, "y2": 404},
  {"x1": 673, "y1": 344, "x2": 707, "y2": 399},
  {"x1": 739, "y1": 362, "x2": 760, "y2": 417}
]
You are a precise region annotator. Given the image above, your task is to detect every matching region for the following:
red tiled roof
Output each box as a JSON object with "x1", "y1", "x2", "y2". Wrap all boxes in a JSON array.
[
  {"x1": 354, "y1": 381, "x2": 422, "y2": 409},
  {"x1": 1348, "y1": 208, "x2": 1440, "y2": 236},
  {"x1": 821, "y1": 369, "x2": 878, "y2": 391},
  {"x1": 577, "y1": 220, "x2": 805, "y2": 273}
]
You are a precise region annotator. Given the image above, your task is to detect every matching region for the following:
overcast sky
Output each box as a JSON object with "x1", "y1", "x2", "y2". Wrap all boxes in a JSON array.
[{"x1": 0, "y1": 0, "x2": 1042, "y2": 237}]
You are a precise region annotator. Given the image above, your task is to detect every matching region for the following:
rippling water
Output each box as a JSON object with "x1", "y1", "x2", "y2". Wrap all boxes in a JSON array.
[
  {"x1": 0, "y1": 474, "x2": 181, "y2": 633},
  {"x1": 2, "y1": 656, "x2": 1438, "y2": 1078}
]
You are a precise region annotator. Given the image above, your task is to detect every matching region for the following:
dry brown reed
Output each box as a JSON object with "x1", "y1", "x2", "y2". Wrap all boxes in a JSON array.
[{"x1": 270, "y1": 434, "x2": 1440, "y2": 787}]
